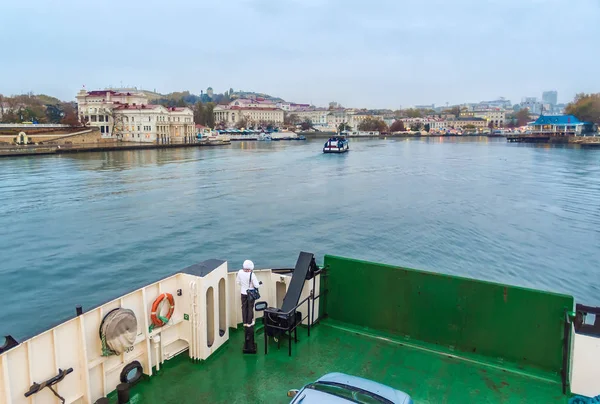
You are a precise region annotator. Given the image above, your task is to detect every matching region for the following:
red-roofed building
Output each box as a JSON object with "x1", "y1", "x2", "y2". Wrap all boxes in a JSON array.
[
  {"x1": 76, "y1": 88, "x2": 195, "y2": 143},
  {"x1": 214, "y1": 101, "x2": 284, "y2": 126}
]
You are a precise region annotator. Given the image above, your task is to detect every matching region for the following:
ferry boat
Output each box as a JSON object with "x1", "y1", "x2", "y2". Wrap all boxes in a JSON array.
[
  {"x1": 323, "y1": 135, "x2": 349, "y2": 153},
  {"x1": 0, "y1": 252, "x2": 598, "y2": 404}
]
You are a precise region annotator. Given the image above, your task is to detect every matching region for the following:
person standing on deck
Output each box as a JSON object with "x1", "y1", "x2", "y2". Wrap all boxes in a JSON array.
[{"x1": 237, "y1": 259, "x2": 261, "y2": 327}]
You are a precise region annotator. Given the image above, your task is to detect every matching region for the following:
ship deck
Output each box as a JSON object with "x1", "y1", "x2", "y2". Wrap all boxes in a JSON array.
[{"x1": 113, "y1": 320, "x2": 567, "y2": 404}]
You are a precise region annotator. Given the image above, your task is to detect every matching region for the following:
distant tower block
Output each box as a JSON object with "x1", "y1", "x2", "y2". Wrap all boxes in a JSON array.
[{"x1": 207, "y1": 87, "x2": 214, "y2": 99}]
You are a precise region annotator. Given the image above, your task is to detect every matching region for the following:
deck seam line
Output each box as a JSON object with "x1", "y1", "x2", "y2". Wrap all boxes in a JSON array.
[{"x1": 324, "y1": 322, "x2": 560, "y2": 385}]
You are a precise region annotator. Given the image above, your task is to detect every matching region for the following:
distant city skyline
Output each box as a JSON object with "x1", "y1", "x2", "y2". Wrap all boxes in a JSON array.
[{"x1": 1, "y1": 0, "x2": 599, "y2": 109}]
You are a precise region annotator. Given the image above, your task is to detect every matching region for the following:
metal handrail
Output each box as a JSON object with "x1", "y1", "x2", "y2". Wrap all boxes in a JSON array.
[{"x1": 265, "y1": 295, "x2": 311, "y2": 317}]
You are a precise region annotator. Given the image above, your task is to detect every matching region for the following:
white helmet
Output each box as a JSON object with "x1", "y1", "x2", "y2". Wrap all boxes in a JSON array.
[{"x1": 243, "y1": 260, "x2": 254, "y2": 270}]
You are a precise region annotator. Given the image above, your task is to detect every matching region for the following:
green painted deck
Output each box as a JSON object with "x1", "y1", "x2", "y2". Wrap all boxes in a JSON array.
[{"x1": 114, "y1": 321, "x2": 567, "y2": 404}]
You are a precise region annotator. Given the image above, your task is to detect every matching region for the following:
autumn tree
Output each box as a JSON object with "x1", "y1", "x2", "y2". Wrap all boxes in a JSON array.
[
  {"x1": 389, "y1": 120, "x2": 406, "y2": 132},
  {"x1": 193, "y1": 102, "x2": 205, "y2": 125},
  {"x1": 45, "y1": 104, "x2": 63, "y2": 123},
  {"x1": 300, "y1": 119, "x2": 312, "y2": 131},
  {"x1": 516, "y1": 108, "x2": 531, "y2": 126},
  {"x1": 338, "y1": 122, "x2": 352, "y2": 132},
  {"x1": 284, "y1": 113, "x2": 300, "y2": 125},
  {"x1": 405, "y1": 108, "x2": 422, "y2": 118},
  {"x1": 234, "y1": 117, "x2": 248, "y2": 129},
  {"x1": 0, "y1": 96, "x2": 18, "y2": 122},
  {"x1": 60, "y1": 103, "x2": 80, "y2": 126},
  {"x1": 358, "y1": 117, "x2": 387, "y2": 132},
  {"x1": 204, "y1": 102, "x2": 216, "y2": 128},
  {"x1": 410, "y1": 122, "x2": 423, "y2": 131},
  {"x1": 565, "y1": 93, "x2": 600, "y2": 124}
]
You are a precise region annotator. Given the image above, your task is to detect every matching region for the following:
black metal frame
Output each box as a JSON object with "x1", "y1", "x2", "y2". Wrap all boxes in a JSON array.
[
  {"x1": 574, "y1": 304, "x2": 600, "y2": 337},
  {"x1": 25, "y1": 368, "x2": 73, "y2": 403},
  {"x1": 264, "y1": 292, "x2": 313, "y2": 356},
  {"x1": 262, "y1": 265, "x2": 328, "y2": 356}
]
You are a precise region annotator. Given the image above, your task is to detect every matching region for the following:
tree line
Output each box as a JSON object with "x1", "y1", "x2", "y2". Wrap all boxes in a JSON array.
[
  {"x1": 0, "y1": 93, "x2": 79, "y2": 126},
  {"x1": 565, "y1": 93, "x2": 600, "y2": 124}
]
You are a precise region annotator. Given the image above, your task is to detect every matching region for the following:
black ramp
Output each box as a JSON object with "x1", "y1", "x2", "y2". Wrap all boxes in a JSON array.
[{"x1": 281, "y1": 252, "x2": 314, "y2": 313}]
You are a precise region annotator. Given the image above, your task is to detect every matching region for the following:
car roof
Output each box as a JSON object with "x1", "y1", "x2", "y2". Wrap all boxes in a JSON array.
[{"x1": 316, "y1": 372, "x2": 411, "y2": 404}]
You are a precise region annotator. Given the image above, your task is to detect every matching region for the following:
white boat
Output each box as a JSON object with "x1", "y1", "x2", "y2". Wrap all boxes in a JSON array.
[{"x1": 323, "y1": 135, "x2": 349, "y2": 153}]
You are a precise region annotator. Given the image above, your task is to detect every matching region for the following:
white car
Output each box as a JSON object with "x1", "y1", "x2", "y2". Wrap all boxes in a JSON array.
[{"x1": 288, "y1": 372, "x2": 413, "y2": 404}]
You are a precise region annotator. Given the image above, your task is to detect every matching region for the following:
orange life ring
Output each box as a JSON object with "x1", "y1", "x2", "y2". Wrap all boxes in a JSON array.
[{"x1": 151, "y1": 293, "x2": 175, "y2": 327}]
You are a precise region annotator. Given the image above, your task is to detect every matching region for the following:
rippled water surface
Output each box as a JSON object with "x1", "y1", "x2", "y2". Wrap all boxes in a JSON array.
[{"x1": 1, "y1": 137, "x2": 599, "y2": 339}]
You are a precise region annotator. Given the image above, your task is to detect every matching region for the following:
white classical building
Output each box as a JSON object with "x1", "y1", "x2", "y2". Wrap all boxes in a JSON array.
[
  {"x1": 348, "y1": 112, "x2": 374, "y2": 131},
  {"x1": 76, "y1": 89, "x2": 194, "y2": 143},
  {"x1": 213, "y1": 99, "x2": 284, "y2": 127},
  {"x1": 461, "y1": 108, "x2": 506, "y2": 127},
  {"x1": 327, "y1": 110, "x2": 351, "y2": 129},
  {"x1": 293, "y1": 108, "x2": 329, "y2": 128}
]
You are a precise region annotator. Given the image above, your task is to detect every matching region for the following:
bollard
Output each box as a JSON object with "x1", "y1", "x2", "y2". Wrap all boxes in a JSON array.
[{"x1": 117, "y1": 383, "x2": 130, "y2": 404}]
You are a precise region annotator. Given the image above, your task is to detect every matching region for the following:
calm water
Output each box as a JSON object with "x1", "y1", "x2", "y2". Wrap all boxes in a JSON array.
[{"x1": 1, "y1": 137, "x2": 599, "y2": 340}]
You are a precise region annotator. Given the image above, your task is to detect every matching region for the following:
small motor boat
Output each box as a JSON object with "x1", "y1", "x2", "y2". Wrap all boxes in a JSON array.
[{"x1": 323, "y1": 135, "x2": 349, "y2": 153}]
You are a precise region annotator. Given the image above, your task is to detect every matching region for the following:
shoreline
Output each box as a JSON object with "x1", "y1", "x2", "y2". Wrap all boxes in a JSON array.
[
  {"x1": 301, "y1": 131, "x2": 507, "y2": 139},
  {"x1": 0, "y1": 140, "x2": 231, "y2": 158}
]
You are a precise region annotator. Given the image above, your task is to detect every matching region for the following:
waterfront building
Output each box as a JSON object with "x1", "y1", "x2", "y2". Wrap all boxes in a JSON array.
[
  {"x1": 521, "y1": 97, "x2": 542, "y2": 115},
  {"x1": 213, "y1": 105, "x2": 284, "y2": 127},
  {"x1": 293, "y1": 108, "x2": 329, "y2": 128},
  {"x1": 76, "y1": 89, "x2": 194, "y2": 143},
  {"x1": 276, "y1": 102, "x2": 291, "y2": 111},
  {"x1": 527, "y1": 115, "x2": 596, "y2": 136},
  {"x1": 542, "y1": 91, "x2": 558, "y2": 107},
  {"x1": 348, "y1": 112, "x2": 374, "y2": 130},
  {"x1": 428, "y1": 120, "x2": 447, "y2": 131},
  {"x1": 476, "y1": 98, "x2": 512, "y2": 109},
  {"x1": 228, "y1": 98, "x2": 278, "y2": 109},
  {"x1": 448, "y1": 117, "x2": 486, "y2": 129},
  {"x1": 461, "y1": 109, "x2": 506, "y2": 127},
  {"x1": 289, "y1": 103, "x2": 311, "y2": 112},
  {"x1": 327, "y1": 109, "x2": 351, "y2": 129},
  {"x1": 383, "y1": 116, "x2": 396, "y2": 128}
]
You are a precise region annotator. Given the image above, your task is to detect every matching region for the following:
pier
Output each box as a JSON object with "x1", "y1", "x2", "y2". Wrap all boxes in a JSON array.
[{"x1": 506, "y1": 134, "x2": 551, "y2": 143}]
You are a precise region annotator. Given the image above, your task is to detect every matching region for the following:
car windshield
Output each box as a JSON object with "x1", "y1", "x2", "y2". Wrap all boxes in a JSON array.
[{"x1": 306, "y1": 381, "x2": 393, "y2": 404}]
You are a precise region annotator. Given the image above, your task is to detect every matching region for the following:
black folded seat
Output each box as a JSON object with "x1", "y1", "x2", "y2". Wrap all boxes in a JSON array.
[{"x1": 264, "y1": 251, "x2": 317, "y2": 355}]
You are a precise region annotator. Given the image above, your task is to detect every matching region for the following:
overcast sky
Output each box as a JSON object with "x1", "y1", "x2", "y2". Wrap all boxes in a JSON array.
[{"x1": 1, "y1": 0, "x2": 599, "y2": 108}]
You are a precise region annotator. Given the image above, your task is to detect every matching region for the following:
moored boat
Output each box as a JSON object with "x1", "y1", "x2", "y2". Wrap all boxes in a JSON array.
[
  {"x1": 323, "y1": 135, "x2": 349, "y2": 153},
  {"x1": 1, "y1": 252, "x2": 598, "y2": 403}
]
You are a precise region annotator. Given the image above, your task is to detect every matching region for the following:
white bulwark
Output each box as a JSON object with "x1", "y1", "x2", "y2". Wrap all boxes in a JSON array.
[{"x1": 76, "y1": 89, "x2": 195, "y2": 143}]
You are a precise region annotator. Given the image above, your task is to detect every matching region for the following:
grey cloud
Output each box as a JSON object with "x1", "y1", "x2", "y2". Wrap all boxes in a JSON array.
[{"x1": 0, "y1": 0, "x2": 598, "y2": 108}]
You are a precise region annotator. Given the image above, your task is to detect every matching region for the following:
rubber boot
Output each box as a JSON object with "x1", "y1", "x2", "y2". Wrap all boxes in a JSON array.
[{"x1": 243, "y1": 325, "x2": 257, "y2": 354}]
